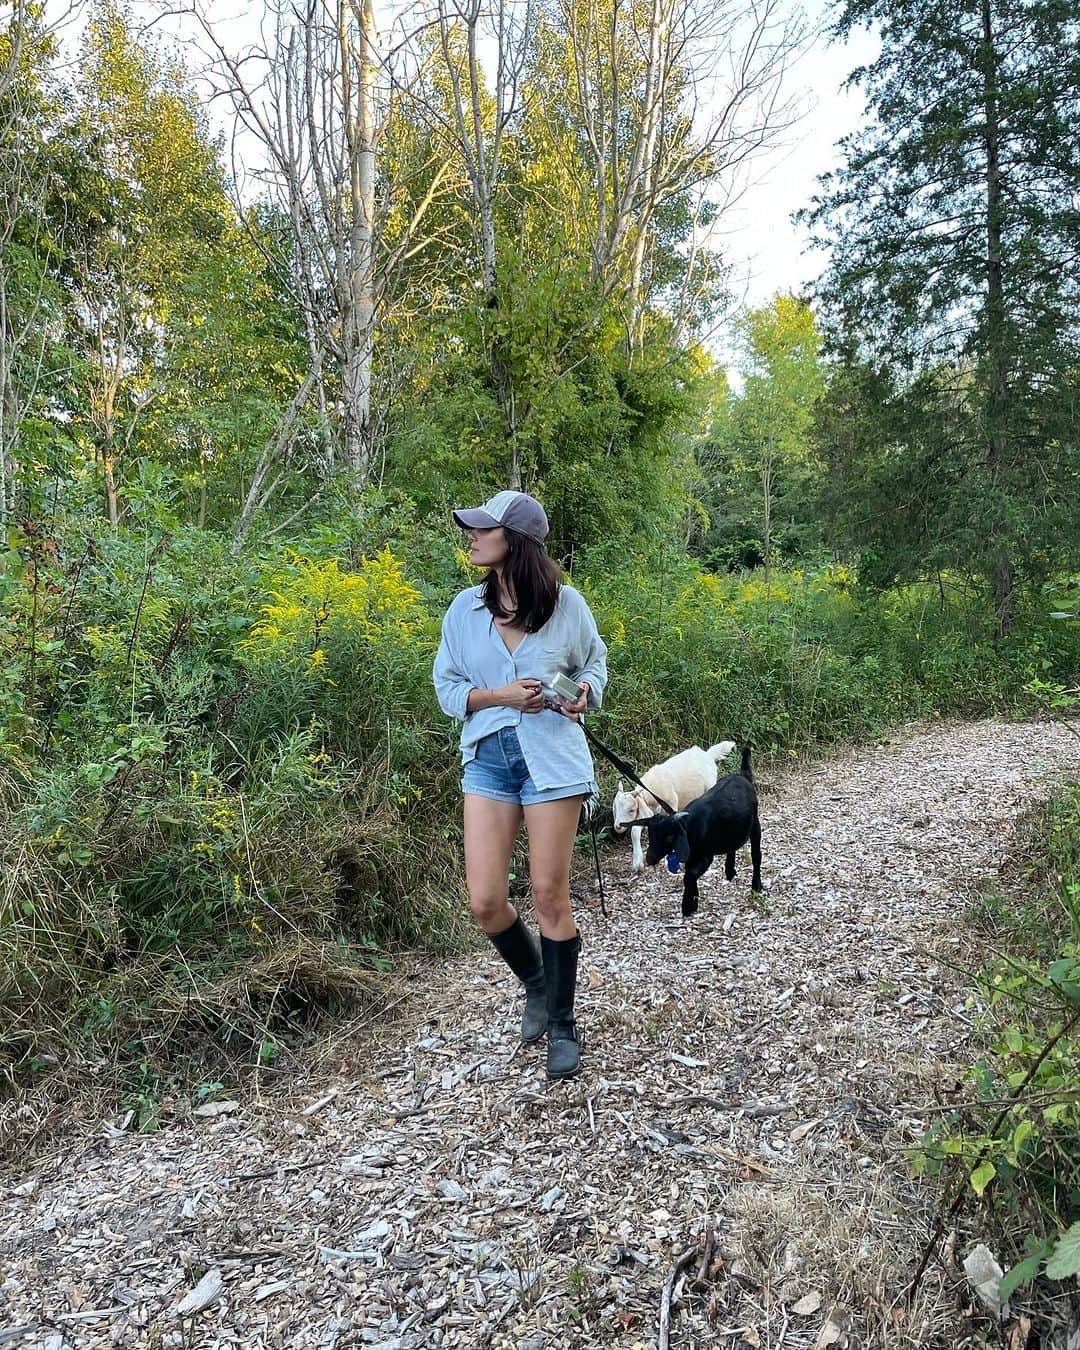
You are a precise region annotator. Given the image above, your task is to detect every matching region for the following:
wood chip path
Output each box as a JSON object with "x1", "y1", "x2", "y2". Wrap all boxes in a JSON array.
[{"x1": 3, "y1": 718, "x2": 1079, "y2": 1349}]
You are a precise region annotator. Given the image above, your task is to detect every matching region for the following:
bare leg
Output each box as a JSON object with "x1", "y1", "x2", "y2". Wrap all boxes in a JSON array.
[
  {"x1": 463, "y1": 795, "x2": 523, "y2": 933},
  {"x1": 524, "y1": 795, "x2": 585, "y2": 940}
]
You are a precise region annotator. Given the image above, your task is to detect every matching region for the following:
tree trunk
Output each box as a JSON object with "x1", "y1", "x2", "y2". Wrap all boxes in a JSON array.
[
  {"x1": 340, "y1": 0, "x2": 377, "y2": 484},
  {"x1": 103, "y1": 448, "x2": 119, "y2": 528},
  {"x1": 762, "y1": 437, "x2": 774, "y2": 585},
  {"x1": 980, "y1": 0, "x2": 1013, "y2": 637}
]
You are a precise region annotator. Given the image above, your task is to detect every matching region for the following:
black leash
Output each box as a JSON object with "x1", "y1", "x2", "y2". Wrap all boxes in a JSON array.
[
  {"x1": 573, "y1": 717, "x2": 678, "y2": 921},
  {"x1": 578, "y1": 721, "x2": 677, "y2": 815},
  {"x1": 587, "y1": 812, "x2": 608, "y2": 919}
]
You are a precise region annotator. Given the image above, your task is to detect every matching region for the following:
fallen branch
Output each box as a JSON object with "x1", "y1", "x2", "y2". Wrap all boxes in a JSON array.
[
  {"x1": 301, "y1": 1088, "x2": 340, "y2": 1117},
  {"x1": 658, "y1": 1246, "x2": 698, "y2": 1350},
  {"x1": 690, "y1": 1224, "x2": 717, "y2": 1292}
]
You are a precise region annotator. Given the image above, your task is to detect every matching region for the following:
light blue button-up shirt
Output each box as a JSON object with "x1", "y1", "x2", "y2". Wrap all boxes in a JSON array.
[{"x1": 433, "y1": 583, "x2": 608, "y2": 791}]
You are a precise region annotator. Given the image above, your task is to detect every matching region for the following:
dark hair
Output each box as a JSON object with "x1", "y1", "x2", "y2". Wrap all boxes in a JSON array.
[{"x1": 481, "y1": 529, "x2": 561, "y2": 631}]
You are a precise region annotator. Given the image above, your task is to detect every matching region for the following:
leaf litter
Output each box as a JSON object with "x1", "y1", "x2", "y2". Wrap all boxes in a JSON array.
[{"x1": 2, "y1": 717, "x2": 1078, "y2": 1348}]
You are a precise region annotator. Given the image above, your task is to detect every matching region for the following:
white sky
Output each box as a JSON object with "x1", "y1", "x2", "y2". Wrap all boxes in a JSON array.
[
  {"x1": 49, "y1": 0, "x2": 877, "y2": 327},
  {"x1": 718, "y1": 7, "x2": 877, "y2": 312}
]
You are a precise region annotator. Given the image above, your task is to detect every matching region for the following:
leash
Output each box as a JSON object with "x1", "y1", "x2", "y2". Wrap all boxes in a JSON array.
[
  {"x1": 572, "y1": 714, "x2": 678, "y2": 921},
  {"x1": 578, "y1": 721, "x2": 678, "y2": 815}
]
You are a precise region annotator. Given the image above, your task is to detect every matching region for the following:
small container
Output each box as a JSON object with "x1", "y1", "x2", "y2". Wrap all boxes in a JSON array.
[{"x1": 550, "y1": 672, "x2": 585, "y2": 703}]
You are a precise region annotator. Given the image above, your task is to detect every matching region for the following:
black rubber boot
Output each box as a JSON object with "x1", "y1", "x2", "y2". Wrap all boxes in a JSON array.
[
  {"x1": 487, "y1": 916, "x2": 547, "y2": 1043},
  {"x1": 541, "y1": 932, "x2": 582, "y2": 1080}
]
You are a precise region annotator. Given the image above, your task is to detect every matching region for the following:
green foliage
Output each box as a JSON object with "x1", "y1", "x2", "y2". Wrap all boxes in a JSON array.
[
  {"x1": 381, "y1": 250, "x2": 706, "y2": 551},
  {"x1": 913, "y1": 781, "x2": 1080, "y2": 1303},
  {"x1": 806, "y1": 0, "x2": 1080, "y2": 629},
  {"x1": 0, "y1": 516, "x2": 470, "y2": 1105},
  {"x1": 700, "y1": 296, "x2": 825, "y2": 574},
  {"x1": 578, "y1": 543, "x2": 1079, "y2": 769}
]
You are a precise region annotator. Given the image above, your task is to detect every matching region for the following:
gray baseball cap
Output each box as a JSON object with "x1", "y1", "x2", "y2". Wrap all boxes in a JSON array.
[{"x1": 453, "y1": 490, "x2": 549, "y2": 543}]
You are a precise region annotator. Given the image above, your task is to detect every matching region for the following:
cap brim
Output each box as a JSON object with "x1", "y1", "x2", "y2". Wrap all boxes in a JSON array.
[{"x1": 453, "y1": 507, "x2": 500, "y2": 530}]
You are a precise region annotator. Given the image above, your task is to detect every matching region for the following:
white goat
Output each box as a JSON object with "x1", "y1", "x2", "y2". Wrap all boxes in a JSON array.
[{"x1": 612, "y1": 742, "x2": 736, "y2": 871}]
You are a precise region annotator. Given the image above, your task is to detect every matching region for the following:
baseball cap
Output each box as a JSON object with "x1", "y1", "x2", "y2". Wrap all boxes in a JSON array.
[{"x1": 452, "y1": 490, "x2": 549, "y2": 543}]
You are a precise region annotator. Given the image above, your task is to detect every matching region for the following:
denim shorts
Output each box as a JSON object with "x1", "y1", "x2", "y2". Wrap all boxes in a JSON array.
[{"x1": 462, "y1": 727, "x2": 592, "y2": 807}]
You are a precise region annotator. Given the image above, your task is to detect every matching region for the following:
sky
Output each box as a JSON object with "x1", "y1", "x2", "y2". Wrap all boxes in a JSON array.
[
  {"x1": 48, "y1": 0, "x2": 878, "y2": 325},
  {"x1": 718, "y1": 9, "x2": 877, "y2": 310}
]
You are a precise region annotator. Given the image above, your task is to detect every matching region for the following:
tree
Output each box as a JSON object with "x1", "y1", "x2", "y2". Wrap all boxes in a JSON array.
[
  {"x1": 0, "y1": 2, "x2": 76, "y2": 526},
  {"x1": 412, "y1": 0, "x2": 804, "y2": 491},
  {"x1": 430, "y1": 0, "x2": 533, "y2": 483},
  {"x1": 719, "y1": 294, "x2": 823, "y2": 580},
  {"x1": 138, "y1": 208, "x2": 316, "y2": 536},
  {"x1": 535, "y1": 0, "x2": 804, "y2": 343},
  {"x1": 806, "y1": 0, "x2": 1080, "y2": 633},
  {"x1": 188, "y1": 0, "x2": 451, "y2": 488},
  {"x1": 70, "y1": 0, "x2": 235, "y2": 525}
]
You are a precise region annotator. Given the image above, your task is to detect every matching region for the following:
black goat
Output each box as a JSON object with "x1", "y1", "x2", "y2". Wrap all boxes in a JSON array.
[{"x1": 638, "y1": 744, "x2": 762, "y2": 917}]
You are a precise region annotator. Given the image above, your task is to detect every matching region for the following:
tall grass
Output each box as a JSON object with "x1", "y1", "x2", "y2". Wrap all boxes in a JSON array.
[{"x1": 1, "y1": 512, "x2": 1076, "y2": 1133}]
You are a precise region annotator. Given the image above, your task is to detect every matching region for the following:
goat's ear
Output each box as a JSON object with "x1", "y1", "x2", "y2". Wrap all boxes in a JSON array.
[
  {"x1": 635, "y1": 813, "x2": 664, "y2": 829},
  {"x1": 675, "y1": 827, "x2": 691, "y2": 865},
  {"x1": 615, "y1": 780, "x2": 623, "y2": 794}
]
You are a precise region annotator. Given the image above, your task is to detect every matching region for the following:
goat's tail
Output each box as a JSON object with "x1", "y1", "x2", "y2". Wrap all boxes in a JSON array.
[
  {"x1": 740, "y1": 743, "x2": 753, "y2": 777},
  {"x1": 707, "y1": 740, "x2": 736, "y2": 763}
]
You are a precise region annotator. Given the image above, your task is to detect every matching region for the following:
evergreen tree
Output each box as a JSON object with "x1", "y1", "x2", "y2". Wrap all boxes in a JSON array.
[{"x1": 807, "y1": 0, "x2": 1080, "y2": 632}]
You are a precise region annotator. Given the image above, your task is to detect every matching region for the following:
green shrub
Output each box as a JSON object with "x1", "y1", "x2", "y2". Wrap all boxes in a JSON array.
[
  {"x1": 2, "y1": 504, "x2": 1077, "y2": 1122},
  {"x1": 913, "y1": 783, "x2": 1080, "y2": 1303}
]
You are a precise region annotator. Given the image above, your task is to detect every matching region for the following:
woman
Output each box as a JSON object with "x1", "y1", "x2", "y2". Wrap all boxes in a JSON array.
[{"x1": 433, "y1": 490, "x2": 608, "y2": 1080}]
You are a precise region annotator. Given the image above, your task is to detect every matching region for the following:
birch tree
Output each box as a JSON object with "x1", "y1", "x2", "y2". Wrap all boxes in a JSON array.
[
  {"x1": 185, "y1": 0, "x2": 450, "y2": 494},
  {"x1": 547, "y1": 0, "x2": 805, "y2": 340}
]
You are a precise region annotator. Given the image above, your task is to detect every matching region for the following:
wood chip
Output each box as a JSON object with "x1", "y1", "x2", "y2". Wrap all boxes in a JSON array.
[
  {"x1": 172, "y1": 1269, "x2": 225, "y2": 1316},
  {"x1": 192, "y1": 1099, "x2": 240, "y2": 1119},
  {"x1": 3, "y1": 720, "x2": 1076, "y2": 1350}
]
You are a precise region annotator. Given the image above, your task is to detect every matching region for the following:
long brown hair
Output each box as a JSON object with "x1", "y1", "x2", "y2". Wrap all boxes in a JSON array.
[{"x1": 482, "y1": 529, "x2": 562, "y2": 632}]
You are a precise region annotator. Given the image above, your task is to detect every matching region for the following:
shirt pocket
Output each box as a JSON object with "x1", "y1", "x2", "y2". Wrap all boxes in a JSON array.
[{"x1": 532, "y1": 634, "x2": 574, "y2": 676}]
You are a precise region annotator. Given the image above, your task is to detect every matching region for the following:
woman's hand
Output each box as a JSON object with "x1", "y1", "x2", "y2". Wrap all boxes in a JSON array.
[
  {"x1": 499, "y1": 678, "x2": 545, "y2": 713},
  {"x1": 553, "y1": 681, "x2": 590, "y2": 721}
]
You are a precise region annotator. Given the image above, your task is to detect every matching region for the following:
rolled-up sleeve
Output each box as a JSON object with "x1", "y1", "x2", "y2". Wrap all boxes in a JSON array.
[
  {"x1": 433, "y1": 605, "x2": 473, "y2": 721},
  {"x1": 571, "y1": 592, "x2": 608, "y2": 711}
]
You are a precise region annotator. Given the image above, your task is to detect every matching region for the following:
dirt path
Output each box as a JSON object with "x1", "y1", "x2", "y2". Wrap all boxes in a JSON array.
[{"x1": 3, "y1": 718, "x2": 1078, "y2": 1350}]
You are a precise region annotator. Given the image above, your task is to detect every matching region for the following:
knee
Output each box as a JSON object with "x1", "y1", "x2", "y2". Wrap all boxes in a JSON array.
[
  {"x1": 467, "y1": 887, "x2": 507, "y2": 929},
  {"x1": 531, "y1": 878, "x2": 569, "y2": 924}
]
